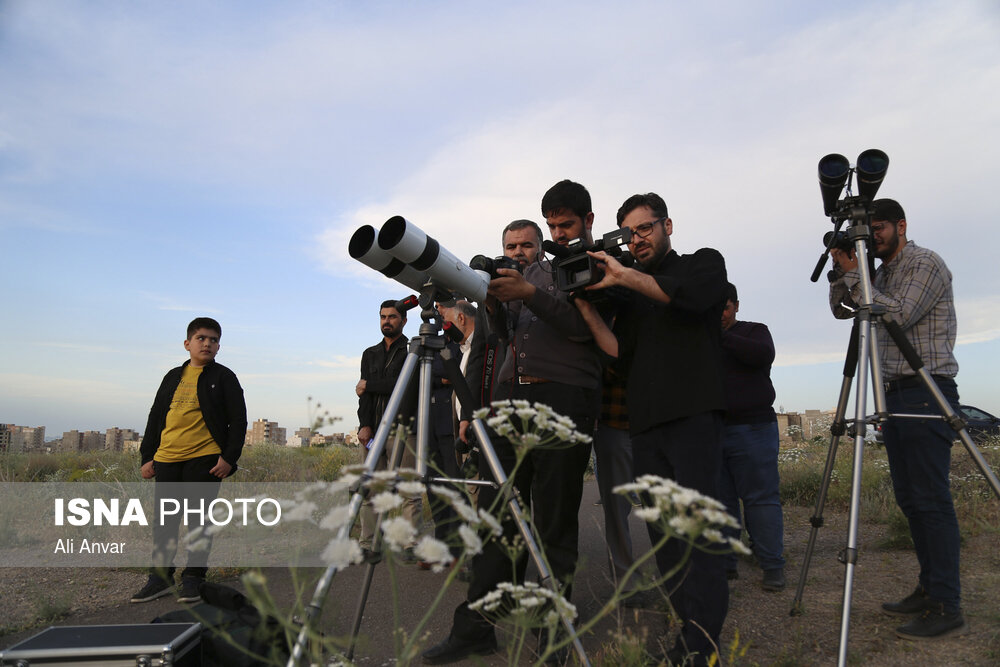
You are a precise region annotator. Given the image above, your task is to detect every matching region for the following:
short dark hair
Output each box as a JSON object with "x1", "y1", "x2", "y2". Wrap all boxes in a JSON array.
[
  {"x1": 725, "y1": 282, "x2": 738, "y2": 304},
  {"x1": 379, "y1": 299, "x2": 404, "y2": 317},
  {"x1": 187, "y1": 317, "x2": 221, "y2": 339},
  {"x1": 872, "y1": 198, "x2": 905, "y2": 223},
  {"x1": 616, "y1": 193, "x2": 669, "y2": 226},
  {"x1": 501, "y1": 219, "x2": 543, "y2": 246},
  {"x1": 541, "y1": 180, "x2": 592, "y2": 221}
]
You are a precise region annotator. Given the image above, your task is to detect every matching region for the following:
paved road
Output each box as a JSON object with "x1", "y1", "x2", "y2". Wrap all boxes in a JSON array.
[{"x1": 1, "y1": 480, "x2": 664, "y2": 665}]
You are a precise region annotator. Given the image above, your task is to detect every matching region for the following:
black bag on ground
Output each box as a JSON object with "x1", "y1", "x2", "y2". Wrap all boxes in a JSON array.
[{"x1": 153, "y1": 581, "x2": 290, "y2": 667}]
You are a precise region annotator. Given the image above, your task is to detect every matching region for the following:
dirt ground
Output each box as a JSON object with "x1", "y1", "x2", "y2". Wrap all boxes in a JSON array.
[{"x1": 2, "y1": 491, "x2": 998, "y2": 665}]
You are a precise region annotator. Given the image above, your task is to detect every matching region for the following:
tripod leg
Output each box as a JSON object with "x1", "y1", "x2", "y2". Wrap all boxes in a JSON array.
[
  {"x1": 469, "y1": 419, "x2": 591, "y2": 667},
  {"x1": 791, "y1": 321, "x2": 859, "y2": 616},
  {"x1": 288, "y1": 351, "x2": 422, "y2": 667},
  {"x1": 346, "y1": 428, "x2": 406, "y2": 660}
]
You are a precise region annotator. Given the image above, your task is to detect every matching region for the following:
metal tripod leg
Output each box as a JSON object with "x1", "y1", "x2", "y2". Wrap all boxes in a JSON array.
[
  {"x1": 470, "y1": 419, "x2": 591, "y2": 667},
  {"x1": 345, "y1": 427, "x2": 408, "y2": 661},
  {"x1": 287, "y1": 350, "x2": 422, "y2": 667},
  {"x1": 791, "y1": 321, "x2": 859, "y2": 616}
]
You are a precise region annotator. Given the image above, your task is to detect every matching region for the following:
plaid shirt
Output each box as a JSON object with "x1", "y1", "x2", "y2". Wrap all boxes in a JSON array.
[
  {"x1": 830, "y1": 240, "x2": 958, "y2": 381},
  {"x1": 599, "y1": 366, "x2": 629, "y2": 430}
]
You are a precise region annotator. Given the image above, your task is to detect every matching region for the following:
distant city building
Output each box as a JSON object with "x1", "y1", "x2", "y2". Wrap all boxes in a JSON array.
[
  {"x1": 245, "y1": 419, "x2": 286, "y2": 447},
  {"x1": 105, "y1": 427, "x2": 139, "y2": 451},
  {"x1": 59, "y1": 430, "x2": 82, "y2": 452},
  {"x1": 1, "y1": 425, "x2": 46, "y2": 453}
]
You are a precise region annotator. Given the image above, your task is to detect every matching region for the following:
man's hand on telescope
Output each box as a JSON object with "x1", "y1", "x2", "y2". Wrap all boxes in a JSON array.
[
  {"x1": 584, "y1": 250, "x2": 672, "y2": 305},
  {"x1": 488, "y1": 268, "x2": 536, "y2": 302},
  {"x1": 831, "y1": 248, "x2": 858, "y2": 273},
  {"x1": 358, "y1": 426, "x2": 374, "y2": 448}
]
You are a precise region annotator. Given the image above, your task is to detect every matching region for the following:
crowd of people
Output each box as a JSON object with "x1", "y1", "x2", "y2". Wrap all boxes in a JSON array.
[{"x1": 131, "y1": 180, "x2": 969, "y2": 665}]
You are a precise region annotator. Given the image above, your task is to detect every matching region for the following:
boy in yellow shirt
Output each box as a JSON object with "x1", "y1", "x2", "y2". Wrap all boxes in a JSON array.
[{"x1": 130, "y1": 317, "x2": 247, "y2": 604}]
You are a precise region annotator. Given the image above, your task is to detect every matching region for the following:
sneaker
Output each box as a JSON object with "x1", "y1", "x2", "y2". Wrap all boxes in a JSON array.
[
  {"x1": 177, "y1": 577, "x2": 204, "y2": 603},
  {"x1": 882, "y1": 585, "x2": 931, "y2": 617},
  {"x1": 130, "y1": 576, "x2": 174, "y2": 603},
  {"x1": 895, "y1": 604, "x2": 969, "y2": 640},
  {"x1": 761, "y1": 568, "x2": 786, "y2": 592}
]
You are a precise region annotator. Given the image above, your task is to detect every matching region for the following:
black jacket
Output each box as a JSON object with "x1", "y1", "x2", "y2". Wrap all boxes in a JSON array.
[
  {"x1": 140, "y1": 360, "x2": 248, "y2": 473},
  {"x1": 357, "y1": 335, "x2": 415, "y2": 430}
]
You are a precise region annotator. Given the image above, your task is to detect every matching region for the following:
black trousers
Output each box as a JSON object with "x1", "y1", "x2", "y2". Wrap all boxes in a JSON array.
[
  {"x1": 150, "y1": 453, "x2": 222, "y2": 581},
  {"x1": 632, "y1": 412, "x2": 729, "y2": 657},
  {"x1": 452, "y1": 381, "x2": 598, "y2": 640}
]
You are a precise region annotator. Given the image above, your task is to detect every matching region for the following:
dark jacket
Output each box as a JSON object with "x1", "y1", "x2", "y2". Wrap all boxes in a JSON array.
[
  {"x1": 721, "y1": 320, "x2": 777, "y2": 424},
  {"x1": 140, "y1": 360, "x2": 248, "y2": 473},
  {"x1": 357, "y1": 335, "x2": 414, "y2": 430}
]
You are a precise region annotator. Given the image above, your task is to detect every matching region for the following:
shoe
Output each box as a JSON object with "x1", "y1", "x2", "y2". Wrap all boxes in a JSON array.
[
  {"x1": 421, "y1": 633, "x2": 497, "y2": 664},
  {"x1": 130, "y1": 576, "x2": 174, "y2": 603},
  {"x1": 662, "y1": 646, "x2": 714, "y2": 666},
  {"x1": 402, "y1": 546, "x2": 418, "y2": 564},
  {"x1": 177, "y1": 577, "x2": 203, "y2": 603},
  {"x1": 761, "y1": 568, "x2": 786, "y2": 592},
  {"x1": 882, "y1": 585, "x2": 930, "y2": 617},
  {"x1": 726, "y1": 568, "x2": 739, "y2": 581},
  {"x1": 361, "y1": 547, "x2": 381, "y2": 564},
  {"x1": 895, "y1": 604, "x2": 969, "y2": 640}
]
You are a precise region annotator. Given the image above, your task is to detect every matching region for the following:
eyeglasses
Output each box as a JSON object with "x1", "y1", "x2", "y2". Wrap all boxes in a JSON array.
[{"x1": 630, "y1": 216, "x2": 667, "y2": 239}]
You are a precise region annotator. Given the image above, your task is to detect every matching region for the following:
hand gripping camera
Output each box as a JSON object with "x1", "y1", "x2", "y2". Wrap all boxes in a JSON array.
[{"x1": 545, "y1": 227, "x2": 634, "y2": 292}]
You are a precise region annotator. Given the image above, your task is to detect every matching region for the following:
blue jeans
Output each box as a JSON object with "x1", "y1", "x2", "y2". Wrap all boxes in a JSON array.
[
  {"x1": 883, "y1": 377, "x2": 962, "y2": 612},
  {"x1": 718, "y1": 420, "x2": 785, "y2": 571}
]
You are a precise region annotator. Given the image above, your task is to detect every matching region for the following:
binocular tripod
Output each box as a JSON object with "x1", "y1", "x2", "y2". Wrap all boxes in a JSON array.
[
  {"x1": 792, "y1": 231, "x2": 1000, "y2": 667},
  {"x1": 287, "y1": 287, "x2": 590, "y2": 666}
]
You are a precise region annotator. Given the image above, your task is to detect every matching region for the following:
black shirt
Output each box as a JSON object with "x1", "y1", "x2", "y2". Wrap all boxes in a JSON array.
[{"x1": 616, "y1": 248, "x2": 728, "y2": 435}]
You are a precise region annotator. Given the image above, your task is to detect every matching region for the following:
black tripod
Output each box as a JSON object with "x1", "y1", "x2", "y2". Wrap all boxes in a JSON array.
[
  {"x1": 287, "y1": 285, "x2": 590, "y2": 666},
  {"x1": 791, "y1": 224, "x2": 1000, "y2": 666}
]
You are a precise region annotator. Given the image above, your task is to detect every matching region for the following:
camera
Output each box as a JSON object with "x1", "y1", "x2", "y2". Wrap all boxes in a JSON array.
[
  {"x1": 823, "y1": 231, "x2": 853, "y2": 254},
  {"x1": 468, "y1": 254, "x2": 522, "y2": 280},
  {"x1": 549, "y1": 227, "x2": 634, "y2": 292}
]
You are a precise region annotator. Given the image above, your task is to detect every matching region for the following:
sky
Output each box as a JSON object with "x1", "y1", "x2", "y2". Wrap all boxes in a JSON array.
[{"x1": 2, "y1": 0, "x2": 999, "y2": 438}]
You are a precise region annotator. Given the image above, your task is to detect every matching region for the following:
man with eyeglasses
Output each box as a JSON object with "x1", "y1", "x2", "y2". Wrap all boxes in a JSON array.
[
  {"x1": 828, "y1": 198, "x2": 966, "y2": 641},
  {"x1": 575, "y1": 192, "x2": 729, "y2": 667}
]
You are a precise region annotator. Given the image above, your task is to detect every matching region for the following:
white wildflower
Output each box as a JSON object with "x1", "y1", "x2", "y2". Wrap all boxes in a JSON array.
[
  {"x1": 321, "y1": 537, "x2": 363, "y2": 568},
  {"x1": 371, "y1": 491, "x2": 403, "y2": 513},
  {"x1": 472, "y1": 407, "x2": 491, "y2": 420},
  {"x1": 459, "y1": 524, "x2": 483, "y2": 555},
  {"x1": 634, "y1": 507, "x2": 661, "y2": 522},
  {"x1": 319, "y1": 505, "x2": 351, "y2": 531},
  {"x1": 396, "y1": 480, "x2": 426, "y2": 497},
  {"x1": 381, "y1": 516, "x2": 417, "y2": 551},
  {"x1": 669, "y1": 515, "x2": 701, "y2": 537},
  {"x1": 453, "y1": 500, "x2": 480, "y2": 524},
  {"x1": 413, "y1": 536, "x2": 454, "y2": 572},
  {"x1": 479, "y1": 510, "x2": 503, "y2": 536},
  {"x1": 281, "y1": 500, "x2": 318, "y2": 522}
]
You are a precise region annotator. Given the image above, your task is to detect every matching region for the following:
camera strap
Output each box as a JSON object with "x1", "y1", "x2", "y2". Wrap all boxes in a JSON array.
[{"x1": 480, "y1": 332, "x2": 499, "y2": 409}]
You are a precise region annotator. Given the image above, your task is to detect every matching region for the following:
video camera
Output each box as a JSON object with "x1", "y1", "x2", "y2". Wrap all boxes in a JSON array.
[{"x1": 546, "y1": 227, "x2": 635, "y2": 292}]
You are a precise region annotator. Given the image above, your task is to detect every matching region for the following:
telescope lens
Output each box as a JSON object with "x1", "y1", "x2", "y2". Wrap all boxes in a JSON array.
[
  {"x1": 818, "y1": 154, "x2": 850, "y2": 183},
  {"x1": 818, "y1": 153, "x2": 851, "y2": 215},
  {"x1": 856, "y1": 149, "x2": 889, "y2": 201}
]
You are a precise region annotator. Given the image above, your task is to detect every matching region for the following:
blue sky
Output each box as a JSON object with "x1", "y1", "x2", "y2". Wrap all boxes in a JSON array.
[{"x1": 2, "y1": 0, "x2": 999, "y2": 437}]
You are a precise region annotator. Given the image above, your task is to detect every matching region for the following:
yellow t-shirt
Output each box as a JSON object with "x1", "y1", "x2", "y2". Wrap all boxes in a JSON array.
[{"x1": 155, "y1": 365, "x2": 223, "y2": 463}]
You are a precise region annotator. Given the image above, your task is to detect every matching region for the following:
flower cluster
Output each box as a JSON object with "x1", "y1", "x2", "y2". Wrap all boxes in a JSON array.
[
  {"x1": 473, "y1": 400, "x2": 592, "y2": 451},
  {"x1": 469, "y1": 581, "x2": 577, "y2": 629},
  {"x1": 613, "y1": 475, "x2": 749, "y2": 555}
]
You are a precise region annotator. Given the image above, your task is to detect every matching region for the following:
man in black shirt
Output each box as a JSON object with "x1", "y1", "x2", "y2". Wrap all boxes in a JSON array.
[
  {"x1": 356, "y1": 299, "x2": 421, "y2": 556},
  {"x1": 575, "y1": 192, "x2": 728, "y2": 666}
]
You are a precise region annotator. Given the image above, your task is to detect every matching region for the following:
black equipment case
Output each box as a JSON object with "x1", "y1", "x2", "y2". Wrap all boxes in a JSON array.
[{"x1": 0, "y1": 623, "x2": 201, "y2": 666}]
